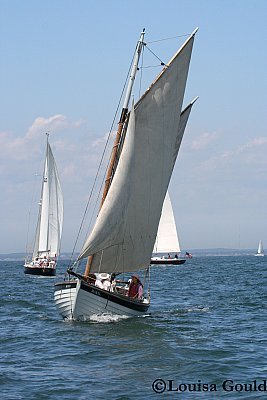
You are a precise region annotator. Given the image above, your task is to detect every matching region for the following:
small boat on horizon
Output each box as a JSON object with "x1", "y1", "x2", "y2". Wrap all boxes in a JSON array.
[
  {"x1": 24, "y1": 134, "x2": 63, "y2": 276},
  {"x1": 254, "y1": 240, "x2": 264, "y2": 257}
]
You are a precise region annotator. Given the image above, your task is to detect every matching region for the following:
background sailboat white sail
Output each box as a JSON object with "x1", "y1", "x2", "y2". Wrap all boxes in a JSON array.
[
  {"x1": 255, "y1": 240, "x2": 264, "y2": 256},
  {"x1": 153, "y1": 191, "x2": 181, "y2": 254},
  {"x1": 25, "y1": 136, "x2": 63, "y2": 275}
]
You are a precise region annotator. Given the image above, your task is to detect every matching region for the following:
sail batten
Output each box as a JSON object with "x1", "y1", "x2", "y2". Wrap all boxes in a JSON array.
[{"x1": 78, "y1": 32, "x2": 196, "y2": 274}]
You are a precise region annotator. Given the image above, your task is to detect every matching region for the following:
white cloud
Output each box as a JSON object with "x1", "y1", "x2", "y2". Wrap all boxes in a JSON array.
[
  {"x1": 191, "y1": 132, "x2": 220, "y2": 150},
  {"x1": 183, "y1": 135, "x2": 267, "y2": 180},
  {"x1": 25, "y1": 114, "x2": 68, "y2": 139},
  {"x1": 236, "y1": 136, "x2": 267, "y2": 155},
  {"x1": 220, "y1": 136, "x2": 267, "y2": 163},
  {"x1": 0, "y1": 115, "x2": 86, "y2": 162},
  {"x1": 92, "y1": 131, "x2": 115, "y2": 148}
]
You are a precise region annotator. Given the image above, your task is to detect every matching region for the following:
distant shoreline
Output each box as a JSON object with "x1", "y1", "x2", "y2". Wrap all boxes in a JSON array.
[{"x1": 0, "y1": 249, "x2": 260, "y2": 261}]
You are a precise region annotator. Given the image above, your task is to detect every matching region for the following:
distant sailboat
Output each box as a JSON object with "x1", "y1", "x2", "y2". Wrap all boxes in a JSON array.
[
  {"x1": 24, "y1": 134, "x2": 64, "y2": 276},
  {"x1": 54, "y1": 27, "x2": 197, "y2": 320},
  {"x1": 151, "y1": 191, "x2": 186, "y2": 265},
  {"x1": 254, "y1": 240, "x2": 264, "y2": 257}
]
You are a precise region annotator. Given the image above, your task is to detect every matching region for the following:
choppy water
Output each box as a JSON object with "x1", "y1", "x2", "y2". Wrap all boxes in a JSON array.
[{"x1": 1, "y1": 256, "x2": 266, "y2": 399}]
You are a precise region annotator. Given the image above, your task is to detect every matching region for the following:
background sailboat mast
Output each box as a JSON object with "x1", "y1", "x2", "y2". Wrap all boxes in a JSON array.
[{"x1": 84, "y1": 29, "x2": 145, "y2": 276}]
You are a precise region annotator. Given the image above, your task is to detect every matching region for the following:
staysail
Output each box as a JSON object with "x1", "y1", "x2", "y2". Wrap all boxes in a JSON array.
[
  {"x1": 33, "y1": 141, "x2": 63, "y2": 259},
  {"x1": 78, "y1": 31, "x2": 196, "y2": 274}
]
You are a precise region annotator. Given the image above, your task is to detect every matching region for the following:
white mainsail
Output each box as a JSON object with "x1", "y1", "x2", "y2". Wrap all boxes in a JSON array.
[
  {"x1": 153, "y1": 191, "x2": 180, "y2": 254},
  {"x1": 258, "y1": 240, "x2": 263, "y2": 254},
  {"x1": 78, "y1": 32, "x2": 196, "y2": 274},
  {"x1": 255, "y1": 240, "x2": 264, "y2": 256},
  {"x1": 32, "y1": 140, "x2": 63, "y2": 259}
]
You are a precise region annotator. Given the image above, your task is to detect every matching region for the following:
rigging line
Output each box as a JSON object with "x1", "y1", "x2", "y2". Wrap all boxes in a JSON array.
[
  {"x1": 84, "y1": 47, "x2": 138, "y2": 233},
  {"x1": 144, "y1": 45, "x2": 166, "y2": 66},
  {"x1": 67, "y1": 127, "x2": 114, "y2": 267},
  {"x1": 26, "y1": 137, "x2": 48, "y2": 258},
  {"x1": 146, "y1": 33, "x2": 190, "y2": 44},
  {"x1": 140, "y1": 64, "x2": 164, "y2": 69},
  {"x1": 68, "y1": 51, "x2": 136, "y2": 267},
  {"x1": 78, "y1": 73, "x2": 133, "y2": 249},
  {"x1": 138, "y1": 44, "x2": 144, "y2": 100},
  {"x1": 96, "y1": 49, "x2": 137, "y2": 194},
  {"x1": 25, "y1": 175, "x2": 39, "y2": 257}
]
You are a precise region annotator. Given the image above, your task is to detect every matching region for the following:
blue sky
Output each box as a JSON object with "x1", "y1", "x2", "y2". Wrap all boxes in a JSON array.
[{"x1": 1, "y1": 0, "x2": 266, "y2": 253}]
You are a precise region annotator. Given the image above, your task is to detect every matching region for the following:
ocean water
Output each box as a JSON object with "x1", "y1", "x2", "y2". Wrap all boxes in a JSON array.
[{"x1": 0, "y1": 256, "x2": 266, "y2": 399}]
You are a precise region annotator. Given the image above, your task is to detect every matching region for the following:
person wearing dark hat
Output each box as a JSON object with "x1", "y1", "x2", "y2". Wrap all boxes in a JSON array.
[{"x1": 128, "y1": 274, "x2": 143, "y2": 300}]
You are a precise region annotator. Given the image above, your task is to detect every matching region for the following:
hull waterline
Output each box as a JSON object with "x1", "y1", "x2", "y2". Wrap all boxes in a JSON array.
[
  {"x1": 24, "y1": 265, "x2": 56, "y2": 276},
  {"x1": 150, "y1": 258, "x2": 186, "y2": 265}
]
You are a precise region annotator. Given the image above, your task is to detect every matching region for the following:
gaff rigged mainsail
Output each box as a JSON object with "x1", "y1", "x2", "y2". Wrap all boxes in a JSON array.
[{"x1": 78, "y1": 31, "x2": 196, "y2": 274}]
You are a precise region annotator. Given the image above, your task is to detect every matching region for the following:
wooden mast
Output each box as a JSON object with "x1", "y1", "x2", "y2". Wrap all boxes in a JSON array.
[{"x1": 84, "y1": 29, "x2": 145, "y2": 277}]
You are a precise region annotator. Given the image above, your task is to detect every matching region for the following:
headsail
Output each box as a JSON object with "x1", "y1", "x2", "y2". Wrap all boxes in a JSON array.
[
  {"x1": 78, "y1": 31, "x2": 197, "y2": 274},
  {"x1": 153, "y1": 191, "x2": 180, "y2": 254},
  {"x1": 33, "y1": 141, "x2": 63, "y2": 259}
]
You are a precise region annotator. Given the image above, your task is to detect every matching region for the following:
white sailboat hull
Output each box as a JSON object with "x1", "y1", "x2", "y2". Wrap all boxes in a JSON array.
[
  {"x1": 54, "y1": 279, "x2": 150, "y2": 320},
  {"x1": 254, "y1": 253, "x2": 264, "y2": 257}
]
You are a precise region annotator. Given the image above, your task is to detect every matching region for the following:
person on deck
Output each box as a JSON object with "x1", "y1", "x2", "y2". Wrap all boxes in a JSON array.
[
  {"x1": 127, "y1": 274, "x2": 143, "y2": 300},
  {"x1": 95, "y1": 273, "x2": 111, "y2": 291}
]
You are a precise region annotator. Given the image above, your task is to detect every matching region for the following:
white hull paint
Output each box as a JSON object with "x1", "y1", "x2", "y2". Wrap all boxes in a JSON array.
[
  {"x1": 54, "y1": 279, "x2": 149, "y2": 320},
  {"x1": 54, "y1": 280, "x2": 78, "y2": 319}
]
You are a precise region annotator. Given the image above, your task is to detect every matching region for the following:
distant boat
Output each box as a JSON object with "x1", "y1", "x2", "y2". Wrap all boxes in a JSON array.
[
  {"x1": 24, "y1": 134, "x2": 63, "y2": 276},
  {"x1": 254, "y1": 240, "x2": 264, "y2": 257},
  {"x1": 150, "y1": 192, "x2": 186, "y2": 265},
  {"x1": 54, "y1": 28, "x2": 198, "y2": 320},
  {"x1": 185, "y1": 251, "x2": 193, "y2": 258}
]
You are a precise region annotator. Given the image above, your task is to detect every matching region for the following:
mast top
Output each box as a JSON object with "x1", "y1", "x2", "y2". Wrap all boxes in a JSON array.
[
  {"x1": 191, "y1": 27, "x2": 199, "y2": 36},
  {"x1": 122, "y1": 29, "x2": 146, "y2": 111}
]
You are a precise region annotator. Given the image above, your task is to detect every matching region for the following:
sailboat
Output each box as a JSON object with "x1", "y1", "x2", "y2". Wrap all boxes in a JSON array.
[
  {"x1": 24, "y1": 134, "x2": 64, "y2": 276},
  {"x1": 254, "y1": 240, "x2": 264, "y2": 257},
  {"x1": 54, "y1": 27, "x2": 198, "y2": 320},
  {"x1": 151, "y1": 191, "x2": 186, "y2": 265}
]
